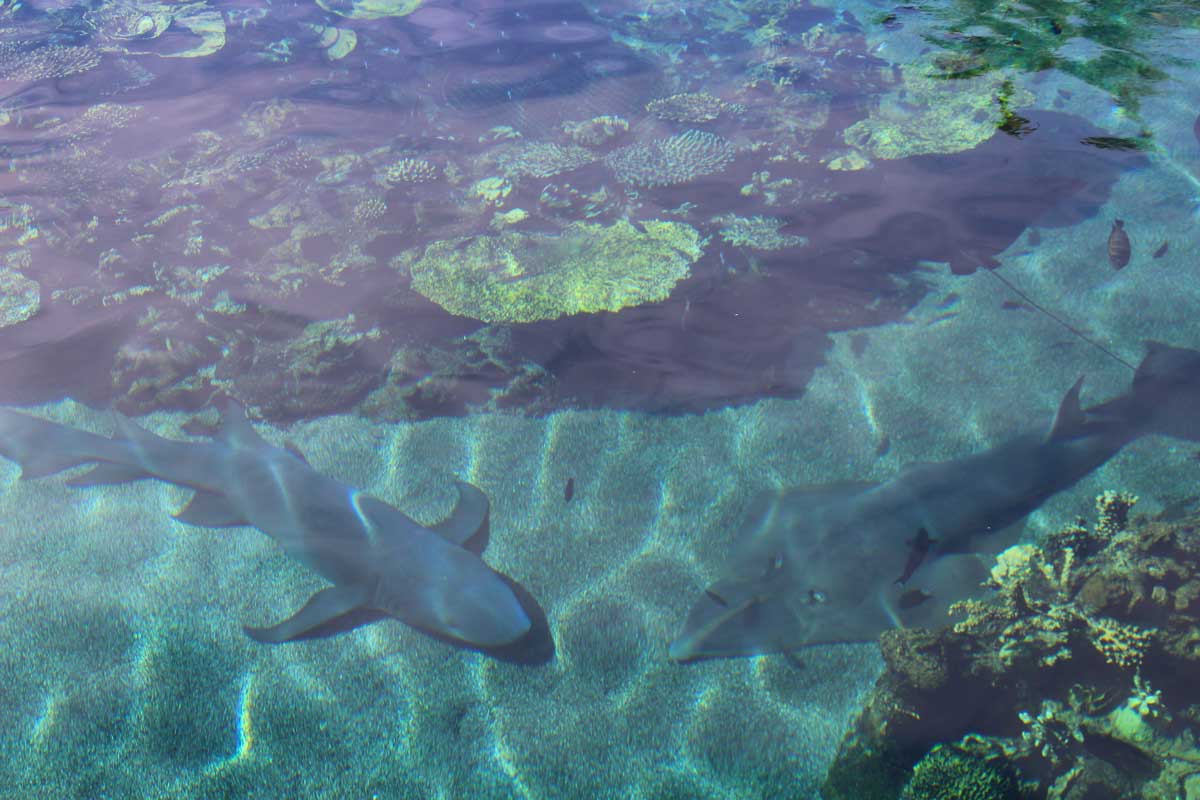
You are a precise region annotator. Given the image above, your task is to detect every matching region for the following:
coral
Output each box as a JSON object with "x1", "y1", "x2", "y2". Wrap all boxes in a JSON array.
[
  {"x1": 899, "y1": 746, "x2": 1017, "y2": 800},
  {"x1": 716, "y1": 215, "x2": 807, "y2": 250},
  {"x1": 1018, "y1": 701, "x2": 1085, "y2": 765},
  {"x1": 1088, "y1": 616, "x2": 1152, "y2": 670},
  {"x1": 88, "y1": 0, "x2": 227, "y2": 59},
  {"x1": 1096, "y1": 491, "x2": 1138, "y2": 537},
  {"x1": 842, "y1": 64, "x2": 1034, "y2": 159},
  {"x1": 493, "y1": 142, "x2": 596, "y2": 179},
  {"x1": 407, "y1": 219, "x2": 703, "y2": 323},
  {"x1": 0, "y1": 266, "x2": 39, "y2": 328},
  {"x1": 645, "y1": 92, "x2": 738, "y2": 123},
  {"x1": 562, "y1": 116, "x2": 629, "y2": 147},
  {"x1": 315, "y1": 0, "x2": 421, "y2": 19},
  {"x1": 351, "y1": 196, "x2": 387, "y2": 223},
  {"x1": 378, "y1": 158, "x2": 438, "y2": 185},
  {"x1": 604, "y1": 130, "x2": 737, "y2": 188},
  {"x1": 0, "y1": 40, "x2": 101, "y2": 80},
  {"x1": 468, "y1": 177, "x2": 512, "y2": 205}
]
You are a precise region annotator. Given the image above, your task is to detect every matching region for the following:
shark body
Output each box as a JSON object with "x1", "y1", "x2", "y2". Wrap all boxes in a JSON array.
[
  {"x1": 0, "y1": 401, "x2": 551, "y2": 663},
  {"x1": 670, "y1": 342, "x2": 1200, "y2": 662}
]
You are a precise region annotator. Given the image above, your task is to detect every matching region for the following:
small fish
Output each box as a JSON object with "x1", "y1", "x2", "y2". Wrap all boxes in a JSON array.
[
  {"x1": 1194, "y1": 112, "x2": 1200, "y2": 146},
  {"x1": 564, "y1": 477, "x2": 575, "y2": 503},
  {"x1": 1107, "y1": 219, "x2": 1131, "y2": 270},
  {"x1": 897, "y1": 589, "x2": 933, "y2": 610},
  {"x1": 1153, "y1": 241, "x2": 1169, "y2": 259},
  {"x1": 895, "y1": 527, "x2": 936, "y2": 586},
  {"x1": 1001, "y1": 299, "x2": 1030, "y2": 311}
]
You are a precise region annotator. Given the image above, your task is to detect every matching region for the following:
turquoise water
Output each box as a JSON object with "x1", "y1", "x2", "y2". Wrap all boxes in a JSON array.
[{"x1": 0, "y1": 0, "x2": 1199, "y2": 797}]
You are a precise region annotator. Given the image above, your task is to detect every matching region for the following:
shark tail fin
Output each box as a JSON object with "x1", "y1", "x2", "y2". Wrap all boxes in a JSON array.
[
  {"x1": 1113, "y1": 342, "x2": 1200, "y2": 441},
  {"x1": 0, "y1": 408, "x2": 130, "y2": 480}
]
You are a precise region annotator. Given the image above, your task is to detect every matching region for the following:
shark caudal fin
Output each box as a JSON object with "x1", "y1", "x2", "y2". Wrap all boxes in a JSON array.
[
  {"x1": 1110, "y1": 342, "x2": 1200, "y2": 442},
  {"x1": 0, "y1": 408, "x2": 132, "y2": 480}
]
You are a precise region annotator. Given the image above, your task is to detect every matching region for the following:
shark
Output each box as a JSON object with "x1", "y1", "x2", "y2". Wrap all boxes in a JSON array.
[
  {"x1": 0, "y1": 400, "x2": 552, "y2": 664},
  {"x1": 669, "y1": 342, "x2": 1200, "y2": 662}
]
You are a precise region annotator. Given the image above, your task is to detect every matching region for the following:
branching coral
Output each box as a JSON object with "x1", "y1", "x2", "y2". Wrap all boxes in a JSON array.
[{"x1": 604, "y1": 130, "x2": 737, "y2": 187}]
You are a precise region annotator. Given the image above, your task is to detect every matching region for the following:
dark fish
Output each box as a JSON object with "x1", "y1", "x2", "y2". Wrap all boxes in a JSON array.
[
  {"x1": 895, "y1": 527, "x2": 935, "y2": 586},
  {"x1": 1001, "y1": 299, "x2": 1030, "y2": 311},
  {"x1": 564, "y1": 477, "x2": 575, "y2": 502},
  {"x1": 874, "y1": 434, "x2": 891, "y2": 458},
  {"x1": 1153, "y1": 241, "x2": 1168, "y2": 259},
  {"x1": 897, "y1": 589, "x2": 933, "y2": 610},
  {"x1": 1194, "y1": 112, "x2": 1200, "y2": 145},
  {"x1": 1107, "y1": 219, "x2": 1131, "y2": 270}
]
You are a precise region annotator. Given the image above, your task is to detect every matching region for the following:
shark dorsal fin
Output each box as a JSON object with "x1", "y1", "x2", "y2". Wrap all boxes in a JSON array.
[
  {"x1": 430, "y1": 480, "x2": 490, "y2": 555},
  {"x1": 216, "y1": 399, "x2": 267, "y2": 449},
  {"x1": 1046, "y1": 376, "x2": 1087, "y2": 441}
]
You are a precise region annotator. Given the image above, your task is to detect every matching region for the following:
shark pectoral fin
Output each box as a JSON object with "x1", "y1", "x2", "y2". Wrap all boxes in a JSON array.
[
  {"x1": 430, "y1": 480, "x2": 490, "y2": 554},
  {"x1": 65, "y1": 462, "x2": 151, "y2": 487},
  {"x1": 173, "y1": 490, "x2": 248, "y2": 528},
  {"x1": 243, "y1": 583, "x2": 376, "y2": 643}
]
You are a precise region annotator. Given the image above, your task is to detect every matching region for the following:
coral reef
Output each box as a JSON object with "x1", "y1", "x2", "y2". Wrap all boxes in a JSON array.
[
  {"x1": 843, "y1": 65, "x2": 1033, "y2": 159},
  {"x1": 493, "y1": 142, "x2": 596, "y2": 180},
  {"x1": 822, "y1": 493, "x2": 1200, "y2": 799},
  {"x1": 603, "y1": 130, "x2": 738, "y2": 187},
  {"x1": 377, "y1": 158, "x2": 439, "y2": 186},
  {"x1": 0, "y1": 266, "x2": 39, "y2": 328},
  {"x1": 900, "y1": 746, "x2": 1018, "y2": 800},
  {"x1": 0, "y1": 40, "x2": 101, "y2": 80},
  {"x1": 406, "y1": 219, "x2": 704, "y2": 323},
  {"x1": 562, "y1": 116, "x2": 629, "y2": 147},
  {"x1": 716, "y1": 214, "x2": 808, "y2": 250},
  {"x1": 645, "y1": 92, "x2": 739, "y2": 123}
]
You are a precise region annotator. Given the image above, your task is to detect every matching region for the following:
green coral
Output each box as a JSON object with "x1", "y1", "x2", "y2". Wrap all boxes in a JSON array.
[
  {"x1": 900, "y1": 746, "x2": 1017, "y2": 800},
  {"x1": 843, "y1": 64, "x2": 1033, "y2": 159},
  {"x1": 408, "y1": 219, "x2": 703, "y2": 323}
]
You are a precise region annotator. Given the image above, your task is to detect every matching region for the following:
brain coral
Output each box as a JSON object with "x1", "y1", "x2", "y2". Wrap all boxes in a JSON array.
[
  {"x1": 408, "y1": 219, "x2": 704, "y2": 323},
  {"x1": 604, "y1": 130, "x2": 737, "y2": 187}
]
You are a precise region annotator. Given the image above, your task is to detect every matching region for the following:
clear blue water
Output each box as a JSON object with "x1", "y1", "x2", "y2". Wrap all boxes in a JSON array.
[{"x1": 0, "y1": 0, "x2": 1198, "y2": 797}]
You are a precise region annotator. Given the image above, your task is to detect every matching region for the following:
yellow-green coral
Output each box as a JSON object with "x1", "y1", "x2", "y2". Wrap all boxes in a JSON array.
[
  {"x1": 1096, "y1": 491, "x2": 1138, "y2": 537},
  {"x1": 378, "y1": 158, "x2": 438, "y2": 185},
  {"x1": 315, "y1": 0, "x2": 421, "y2": 18},
  {"x1": 562, "y1": 116, "x2": 629, "y2": 147},
  {"x1": 842, "y1": 65, "x2": 1034, "y2": 159},
  {"x1": 408, "y1": 219, "x2": 703, "y2": 323}
]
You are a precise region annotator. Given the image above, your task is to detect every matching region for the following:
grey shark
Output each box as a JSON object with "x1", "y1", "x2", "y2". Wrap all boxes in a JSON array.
[
  {"x1": 670, "y1": 342, "x2": 1200, "y2": 662},
  {"x1": 0, "y1": 400, "x2": 551, "y2": 662}
]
